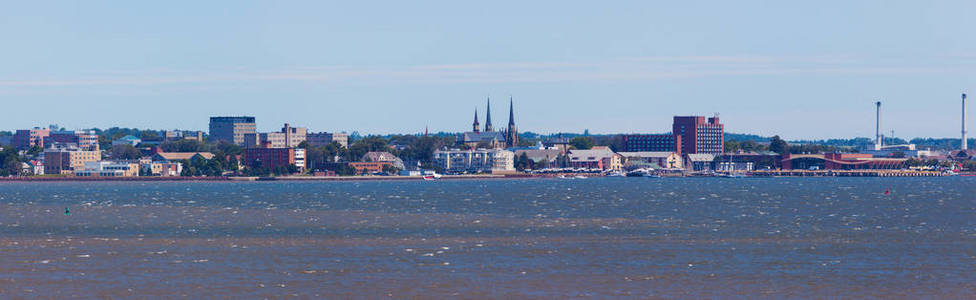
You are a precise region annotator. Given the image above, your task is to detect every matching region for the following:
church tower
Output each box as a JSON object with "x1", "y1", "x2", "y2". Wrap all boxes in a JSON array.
[
  {"x1": 484, "y1": 97, "x2": 494, "y2": 132},
  {"x1": 472, "y1": 108, "x2": 480, "y2": 133},
  {"x1": 506, "y1": 97, "x2": 518, "y2": 147}
]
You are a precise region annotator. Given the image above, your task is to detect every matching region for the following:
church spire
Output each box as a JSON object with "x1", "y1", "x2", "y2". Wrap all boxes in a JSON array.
[
  {"x1": 484, "y1": 97, "x2": 493, "y2": 132},
  {"x1": 472, "y1": 108, "x2": 480, "y2": 133},
  {"x1": 508, "y1": 96, "x2": 515, "y2": 126},
  {"x1": 506, "y1": 96, "x2": 518, "y2": 148}
]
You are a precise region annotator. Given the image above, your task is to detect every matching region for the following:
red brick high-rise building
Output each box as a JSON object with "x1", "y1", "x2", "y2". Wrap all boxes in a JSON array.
[{"x1": 672, "y1": 115, "x2": 724, "y2": 155}]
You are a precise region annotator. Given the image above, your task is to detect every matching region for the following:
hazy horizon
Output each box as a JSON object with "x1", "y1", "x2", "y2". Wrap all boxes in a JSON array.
[{"x1": 1, "y1": 1, "x2": 973, "y2": 140}]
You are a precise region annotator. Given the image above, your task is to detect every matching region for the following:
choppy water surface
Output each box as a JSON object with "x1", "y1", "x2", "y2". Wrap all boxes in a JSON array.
[{"x1": 2, "y1": 178, "x2": 976, "y2": 298}]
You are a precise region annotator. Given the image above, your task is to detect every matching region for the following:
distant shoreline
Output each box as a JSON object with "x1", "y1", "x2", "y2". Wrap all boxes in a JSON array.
[{"x1": 0, "y1": 171, "x2": 963, "y2": 182}]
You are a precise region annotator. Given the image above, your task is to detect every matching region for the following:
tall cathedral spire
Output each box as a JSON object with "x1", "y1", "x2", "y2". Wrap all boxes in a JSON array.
[
  {"x1": 472, "y1": 108, "x2": 480, "y2": 133},
  {"x1": 484, "y1": 97, "x2": 493, "y2": 132},
  {"x1": 508, "y1": 96, "x2": 515, "y2": 126},
  {"x1": 506, "y1": 96, "x2": 518, "y2": 147}
]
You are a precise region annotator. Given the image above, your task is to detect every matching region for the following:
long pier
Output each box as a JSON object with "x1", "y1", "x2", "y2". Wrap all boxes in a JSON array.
[{"x1": 746, "y1": 170, "x2": 946, "y2": 177}]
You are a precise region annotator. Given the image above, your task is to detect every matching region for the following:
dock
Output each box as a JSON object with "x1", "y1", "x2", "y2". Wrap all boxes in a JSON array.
[{"x1": 746, "y1": 170, "x2": 946, "y2": 177}]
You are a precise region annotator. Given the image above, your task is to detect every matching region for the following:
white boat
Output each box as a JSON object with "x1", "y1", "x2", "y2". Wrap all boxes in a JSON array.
[
  {"x1": 422, "y1": 173, "x2": 442, "y2": 180},
  {"x1": 574, "y1": 175, "x2": 587, "y2": 179}
]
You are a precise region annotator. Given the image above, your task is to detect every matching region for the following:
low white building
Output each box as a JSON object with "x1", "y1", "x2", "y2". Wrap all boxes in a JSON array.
[
  {"x1": 295, "y1": 148, "x2": 306, "y2": 170},
  {"x1": 685, "y1": 154, "x2": 716, "y2": 171},
  {"x1": 140, "y1": 160, "x2": 184, "y2": 176},
  {"x1": 618, "y1": 151, "x2": 683, "y2": 170},
  {"x1": 433, "y1": 148, "x2": 515, "y2": 174},
  {"x1": 75, "y1": 161, "x2": 140, "y2": 177}
]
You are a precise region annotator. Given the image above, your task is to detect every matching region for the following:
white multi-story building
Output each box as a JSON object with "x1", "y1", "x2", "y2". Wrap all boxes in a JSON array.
[
  {"x1": 75, "y1": 161, "x2": 140, "y2": 177},
  {"x1": 433, "y1": 148, "x2": 515, "y2": 174},
  {"x1": 295, "y1": 148, "x2": 306, "y2": 169}
]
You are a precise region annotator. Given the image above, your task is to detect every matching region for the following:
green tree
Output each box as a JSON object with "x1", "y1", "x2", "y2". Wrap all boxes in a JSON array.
[
  {"x1": 110, "y1": 144, "x2": 142, "y2": 160},
  {"x1": 724, "y1": 140, "x2": 741, "y2": 153},
  {"x1": 0, "y1": 147, "x2": 23, "y2": 176},
  {"x1": 515, "y1": 152, "x2": 535, "y2": 171},
  {"x1": 381, "y1": 164, "x2": 400, "y2": 175},
  {"x1": 570, "y1": 136, "x2": 595, "y2": 150},
  {"x1": 769, "y1": 135, "x2": 789, "y2": 154}
]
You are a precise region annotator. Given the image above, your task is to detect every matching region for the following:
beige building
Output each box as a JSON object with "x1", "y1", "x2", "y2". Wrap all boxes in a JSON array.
[
  {"x1": 307, "y1": 132, "x2": 348, "y2": 148},
  {"x1": 44, "y1": 145, "x2": 101, "y2": 175},
  {"x1": 618, "y1": 151, "x2": 683, "y2": 170},
  {"x1": 568, "y1": 146, "x2": 623, "y2": 171},
  {"x1": 244, "y1": 123, "x2": 307, "y2": 148}
]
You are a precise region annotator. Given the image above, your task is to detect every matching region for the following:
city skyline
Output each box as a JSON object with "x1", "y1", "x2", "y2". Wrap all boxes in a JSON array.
[{"x1": 1, "y1": 1, "x2": 974, "y2": 139}]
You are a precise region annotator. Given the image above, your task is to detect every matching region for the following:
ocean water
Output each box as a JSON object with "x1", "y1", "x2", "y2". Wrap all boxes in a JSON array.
[{"x1": 1, "y1": 177, "x2": 975, "y2": 298}]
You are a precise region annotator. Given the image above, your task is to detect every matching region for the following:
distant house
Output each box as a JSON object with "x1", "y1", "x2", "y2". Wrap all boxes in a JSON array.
[
  {"x1": 618, "y1": 151, "x2": 682, "y2": 170},
  {"x1": 949, "y1": 150, "x2": 976, "y2": 161},
  {"x1": 513, "y1": 149, "x2": 563, "y2": 169},
  {"x1": 152, "y1": 152, "x2": 216, "y2": 162},
  {"x1": 685, "y1": 154, "x2": 715, "y2": 171},
  {"x1": 112, "y1": 135, "x2": 142, "y2": 147},
  {"x1": 361, "y1": 151, "x2": 405, "y2": 169},
  {"x1": 568, "y1": 147, "x2": 622, "y2": 171}
]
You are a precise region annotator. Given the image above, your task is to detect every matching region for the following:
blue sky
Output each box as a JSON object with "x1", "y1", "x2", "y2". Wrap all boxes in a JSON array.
[{"x1": 1, "y1": 1, "x2": 974, "y2": 139}]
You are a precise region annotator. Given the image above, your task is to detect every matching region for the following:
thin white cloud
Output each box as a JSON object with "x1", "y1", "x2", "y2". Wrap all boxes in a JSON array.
[{"x1": 0, "y1": 55, "x2": 969, "y2": 88}]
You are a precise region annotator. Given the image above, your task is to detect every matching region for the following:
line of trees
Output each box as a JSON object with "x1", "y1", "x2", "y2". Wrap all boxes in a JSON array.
[{"x1": 0, "y1": 147, "x2": 21, "y2": 176}]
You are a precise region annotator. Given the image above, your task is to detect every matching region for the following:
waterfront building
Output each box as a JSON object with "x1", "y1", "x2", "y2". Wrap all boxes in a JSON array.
[
  {"x1": 433, "y1": 148, "x2": 515, "y2": 174},
  {"x1": 243, "y1": 144, "x2": 305, "y2": 171},
  {"x1": 74, "y1": 161, "x2": 140, "y2": 177},
  {"x1": 621, "y1": 134, "x2": 681, "y2": 153},
  {"x1": 43, "y1": 144, "x2": 101, "y2": 175},
  {"x1": 306, "y1": 132, "x2": 349, "y2": 148},
  {"x1": 568, "y1": 147, "x2": 622, "y2": 171},
  {"x1": 112, "y1": 135, "x2": 142, "y2": 147},
  {"x1": 209, "y1": 116, "x2": 256, "y2": 146},
  {"x1": 618, "y1": 151, "x2": 683, "y2": 170},
  {"x1": 28, "y1": 160, "x2": 44, "y2": 175},
  {"x1": 714, "y1": 152, "x2": 781, "y2": 171},
  {"x1": 685, "y1": 153, "x2": 715, "y2": 171},
  {"x1": 12, "y1": 128, "x2": 50, "y2": 149},
  {"x1": 673, "y1": 115, "x2": 724, "y2": 155},
  {"x1": 361, "y1": 151, "x2": 405, "y2": 170},
  {"x1": 781, "y1": 153, "x2": 907, "y2": 170},
  {"x1": 140, "y1": 160, "x2": 183, "y2": 176},
  {"x1": 348, "y1": 161, "x2": 393, "y2": 174}
]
